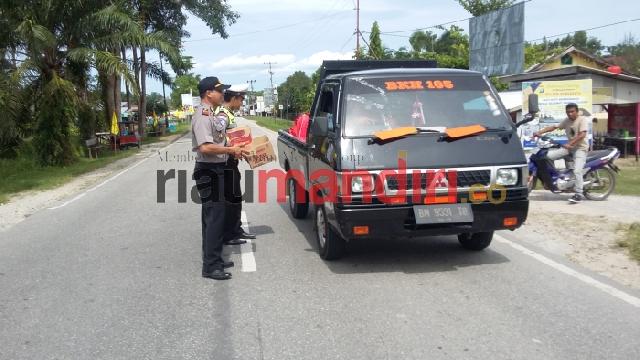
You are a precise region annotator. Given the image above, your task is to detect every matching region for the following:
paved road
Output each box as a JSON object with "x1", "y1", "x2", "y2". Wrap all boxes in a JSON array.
[{"x1": 1, "y1": 119, "x2": 639, "y2": 360}]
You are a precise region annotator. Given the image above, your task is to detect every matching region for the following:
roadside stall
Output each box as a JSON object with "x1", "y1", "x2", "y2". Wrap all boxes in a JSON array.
[
  {"x1": 603, "y1": 103, "x2": 640, "y2": 160},
  {"x1": 116, "y1": 119, "x2": 141, "y2": 149}
]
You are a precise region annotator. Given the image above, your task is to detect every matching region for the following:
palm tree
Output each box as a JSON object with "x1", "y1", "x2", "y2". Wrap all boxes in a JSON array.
[{"x1": 9, "y1": 2, "x2": 180, "y2": 165}]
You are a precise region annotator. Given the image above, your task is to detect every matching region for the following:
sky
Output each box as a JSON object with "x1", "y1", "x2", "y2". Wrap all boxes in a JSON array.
[{"x1": 146, "y1": 0, "x2": 640, "y2": 96}]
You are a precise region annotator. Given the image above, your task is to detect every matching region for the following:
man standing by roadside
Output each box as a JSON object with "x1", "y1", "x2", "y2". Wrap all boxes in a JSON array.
[
  {"x1": 219, "y1": 84, "x2": 257, "y2": 245},
  {"x1": 534, "y1": 103, "x2": 589, "y2": 204},
  {"x1": 192, "y1": 76, "x2": 246, "y2": 280}
]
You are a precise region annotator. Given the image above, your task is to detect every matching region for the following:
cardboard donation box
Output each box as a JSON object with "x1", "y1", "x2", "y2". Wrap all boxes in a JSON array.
[
  {"x1": 245, "y1": 135, "x2": 276, "y2": 169},
  {"x1": 226, "y1": 126, "x2": 253, "y2": 146}
]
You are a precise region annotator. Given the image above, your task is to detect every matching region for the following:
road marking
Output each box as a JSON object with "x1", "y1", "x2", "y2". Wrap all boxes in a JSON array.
[
  {"x1": 48, "y1": 138, "x2": 183, "y2": 210},
  {"x1": 240, "y1": 211, "x2": 257, "y2": 272},
  {"x1": 495, "y1": 234, "x2": 640, "y2": 308}
]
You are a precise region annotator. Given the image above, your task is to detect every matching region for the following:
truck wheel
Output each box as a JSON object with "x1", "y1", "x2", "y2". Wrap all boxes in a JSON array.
[
  {"x1": 315, "y1": 206, "x2": 345, "y2": 260},
  {"x1": 458, "y1": 231, "x2": 493, "y2": 251},
  {"x1": 288, "y1": 178, "x2": 308, "y2": 219}
]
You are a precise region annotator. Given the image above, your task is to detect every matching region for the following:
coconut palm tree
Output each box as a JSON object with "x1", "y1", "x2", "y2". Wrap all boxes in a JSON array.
[{"x1": 9, "y1": 1, "x2": 180, "y2": 165}]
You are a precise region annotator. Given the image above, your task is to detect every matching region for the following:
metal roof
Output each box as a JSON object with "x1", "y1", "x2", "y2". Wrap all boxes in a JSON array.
[{"x1": 499, "y1": 65, "x2": 640, "y2": 85}]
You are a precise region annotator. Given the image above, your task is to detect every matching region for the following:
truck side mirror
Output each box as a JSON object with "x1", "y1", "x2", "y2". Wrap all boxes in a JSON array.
[
  {"x1": 311, "y1": 116, "x2": 329, "y2": 137},
  {"x1": 528, "y1": 94, "x2": 539, "y2": 114}
]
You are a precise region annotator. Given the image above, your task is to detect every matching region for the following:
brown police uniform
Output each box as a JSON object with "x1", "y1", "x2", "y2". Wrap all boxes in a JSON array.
[{"x1": 192, "y1": 103, "x2": 228, "y2": 275}]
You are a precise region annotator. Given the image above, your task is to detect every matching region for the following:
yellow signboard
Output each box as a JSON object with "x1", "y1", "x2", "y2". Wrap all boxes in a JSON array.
[
  {"x1": 522, "y1": 79, "x2": 593, "y2": 120},
  {"x1": 520, "y1": 80, "x2": 593, "y2": 149}
]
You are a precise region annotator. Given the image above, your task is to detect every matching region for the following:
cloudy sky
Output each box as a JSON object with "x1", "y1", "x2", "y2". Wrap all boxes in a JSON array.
[{"x1": 146, "y1": 0, "x2": 640, "y2": 95}]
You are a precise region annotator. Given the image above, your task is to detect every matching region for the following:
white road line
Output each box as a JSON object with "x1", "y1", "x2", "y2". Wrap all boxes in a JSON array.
[
  {"x1": 495, "y1": 234, "x2": 640, "y2": 308},
  {"x1": 240, "y1": 211, "x2": 257, "y2": 272},
  {"x1": 48, "y1": 138, "x2": 183, "y2": 210}
]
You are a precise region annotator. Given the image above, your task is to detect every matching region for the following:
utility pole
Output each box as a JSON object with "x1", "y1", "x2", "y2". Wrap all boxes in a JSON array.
[
  {"x1": 264, "y1": 61, "x2": 276, "y2": 92},
  {"x1": 264, "y1": 62, "x2": 277, "y2": 116},
  {"x1": 355, "y1": 0, "x2": 360, "y2": 59},
  {"x1": 246, "y1": 79, "x2": 256, "y2": 113}
]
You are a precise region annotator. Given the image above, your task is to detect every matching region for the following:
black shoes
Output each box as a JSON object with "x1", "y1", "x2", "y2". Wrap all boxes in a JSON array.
[
  {"x1": 223, "y1": 229, "x2": 256, "y2": 245},
  {"x1": 202, "y1": 262, "x2": 234, "y2": 280},
  {"x1": 202, "y1": 269, "x2": 232, "y2": 280},
  {"x1": 224, "y1": 238, "x2": 247, "y2": 245},
  {"x1": 236, "y1": 229, "x2": 256, "y2": 240}
]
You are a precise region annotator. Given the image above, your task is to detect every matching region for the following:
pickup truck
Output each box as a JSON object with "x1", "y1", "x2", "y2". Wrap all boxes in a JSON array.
[{"x1": 277, "y1": 60, "x2": 530, "y2": 260}]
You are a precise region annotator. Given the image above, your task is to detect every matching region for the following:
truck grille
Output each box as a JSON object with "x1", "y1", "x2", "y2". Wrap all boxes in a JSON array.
[{"x1": 386, "y1": 170, "x2": 491, "y2": 191}]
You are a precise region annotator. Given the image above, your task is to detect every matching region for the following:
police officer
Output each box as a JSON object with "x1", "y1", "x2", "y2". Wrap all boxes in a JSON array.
[
  {"x1": 219, "y1": 84, "x2": 257, "y2": 245},
  {"x1": 192, "y1": 76, "x2": 246, "y2": 281}
]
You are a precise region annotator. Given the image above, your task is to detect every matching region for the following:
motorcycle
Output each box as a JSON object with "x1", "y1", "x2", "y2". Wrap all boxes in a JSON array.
[
  {"x1": 514, "y1": 94, "x2": 620, "y2": 201},
  {"x1": 525, "y1": 136, "x2": 620, "y2": 200}
]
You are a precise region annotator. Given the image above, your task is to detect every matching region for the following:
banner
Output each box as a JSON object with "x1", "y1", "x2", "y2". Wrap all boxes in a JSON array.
[
  {"x1": 180, "y1": 94, "x2": 193, "y2": 107},
  {"x1": 469, "y1": 2, "x2": 525, "y2": 76},
  {"x1": 520, "y1": 80, "x2": 593, "y2": 150}
]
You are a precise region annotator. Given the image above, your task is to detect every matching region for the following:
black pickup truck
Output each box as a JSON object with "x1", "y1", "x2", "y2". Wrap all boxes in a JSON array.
[{"x1": 277, "y1": 60, "x2": 530, "y2": 260}]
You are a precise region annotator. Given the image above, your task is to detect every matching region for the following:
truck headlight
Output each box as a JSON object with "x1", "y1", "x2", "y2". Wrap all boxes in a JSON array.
[
  {"x1": 496, "y1": 168, "x2": 518, "y2": 186},
  {"x1": 351, "y1": 175, "x2": 374, "y2": 193},
  {"x1": 352, "y1": 176, "x2": 364, "y2": 193}
]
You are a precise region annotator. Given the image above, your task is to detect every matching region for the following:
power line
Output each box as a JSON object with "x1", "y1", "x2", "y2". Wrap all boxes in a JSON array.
[
  {"x1": 378, "y1": 0, "x2": 534, "y2": 35},
  {"x1": 527, "y1": 18, "x2": 640, "y2": 44},
  {"x1": 366, "y1": 17, "x2": 640, "y2": 47},
  {"x1": 291, "y1": 0, "x2": 351, "y2": 52},
  {"x1": 339, "y1": 34, "x2": 356, "y2": 52},
  {"x1": 183, "y1": 10, "x2": 351, "y2": 42}
]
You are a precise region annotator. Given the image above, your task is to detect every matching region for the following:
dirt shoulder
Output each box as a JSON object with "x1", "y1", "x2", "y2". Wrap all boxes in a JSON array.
[
  {"x1": 0, "y1": 133, "x2": 188, "y2": 232},
  {"x1": 515, "y1": 191, "x2": 640, "y2": 290}
]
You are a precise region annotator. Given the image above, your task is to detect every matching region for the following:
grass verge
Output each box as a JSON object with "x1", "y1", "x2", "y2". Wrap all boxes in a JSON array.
[
  {"x1": 0, "y1": 122, "x2": 190, "y2": 205},
  {"x1": 616, "y1": 222, "x2": 640, "y2": 262},
  {"x1": 0, "y1": 147, "x2": 136, "y2": 204},
  {"x1": 615, "y1": 164, "x2": 640, "y2": 196},
  {"x1": 245, "y1": 116, "x2": 291, "y2": 132}
]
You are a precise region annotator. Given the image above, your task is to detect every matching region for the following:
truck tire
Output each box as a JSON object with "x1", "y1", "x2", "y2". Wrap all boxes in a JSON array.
[
  {"x1": 458, "y1": 231, "x2": 493, "y2": 251},
  {"x1": 315, "y1": 206, "x2": 346, "y2": 260},
  {"x1": 288, "y1": 178, "x2": 309, "y2": 219}
]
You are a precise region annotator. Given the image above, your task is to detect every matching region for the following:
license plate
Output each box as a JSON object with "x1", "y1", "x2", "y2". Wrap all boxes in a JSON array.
[{"x1": 413, "y1": 204, "x2": 474, "y2": 224}]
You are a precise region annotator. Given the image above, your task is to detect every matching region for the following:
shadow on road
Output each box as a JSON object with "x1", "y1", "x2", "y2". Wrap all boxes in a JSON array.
[{"x1": 277, "y1": 202, "x2": 511, "y2": 275}]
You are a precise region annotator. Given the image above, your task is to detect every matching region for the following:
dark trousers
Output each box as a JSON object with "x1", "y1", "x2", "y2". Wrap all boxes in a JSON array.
[
  {"x1": 194, "y1": 162, "x2": 226, "y2": 273},
  {"x1": 223, "y1": 158, "x2": 243, "y2": 241}
]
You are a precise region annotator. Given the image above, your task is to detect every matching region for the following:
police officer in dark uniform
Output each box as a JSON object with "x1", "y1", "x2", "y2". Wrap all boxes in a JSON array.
[
  {"x1": 192, "y1": 76, "x2": 246, "y2": 281},
  {"x1": 219, "y1": 84, "x2": 257, "y2": 245}
]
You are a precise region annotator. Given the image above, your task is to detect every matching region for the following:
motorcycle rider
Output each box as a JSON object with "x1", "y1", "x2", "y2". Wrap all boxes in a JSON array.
[{"x1": 534, "y1": 103, "x2": 589, "y2": 204}]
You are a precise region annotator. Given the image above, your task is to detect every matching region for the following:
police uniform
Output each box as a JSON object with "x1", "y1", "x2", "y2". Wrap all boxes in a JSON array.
[
  {"x1": 219, "y1": 85, "x2": 256, "y2": 245},
  {"x1": 192, "y1": 76, "x2": 232, "y2": 280}
]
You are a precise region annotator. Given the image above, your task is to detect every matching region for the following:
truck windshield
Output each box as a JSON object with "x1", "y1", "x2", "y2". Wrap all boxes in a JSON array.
[{"x1": 343, "y1": 75, "x2": 511, "y2": 137}]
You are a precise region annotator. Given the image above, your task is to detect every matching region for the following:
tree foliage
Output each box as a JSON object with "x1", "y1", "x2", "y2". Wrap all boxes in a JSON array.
[
  {"x1": 277, "y1": 71, "x2": 313, "y2": 115},
  {"x1": 367, "y1": 21, "x2": 384, "y2": 60},
  {"x1": 146, "y1": 92, "x2": 169, "y2": 114},
  {"x1": 0, "y1": 0, "x2": 238, "y2": 165},
  {"x1": 456, "y1": 0, "x2": 515, "y2": 16},
  {"x1": 609, "y1": 34, "x2": 640, "y2": 75},
  {"x1": 171, "y1": 73, "x2": 201, "y2": 108}
]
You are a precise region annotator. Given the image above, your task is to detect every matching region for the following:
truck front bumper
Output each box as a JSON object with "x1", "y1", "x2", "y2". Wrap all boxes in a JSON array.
[{"x1": 332, "y1": 200, "x2": 528, "y2": 240}]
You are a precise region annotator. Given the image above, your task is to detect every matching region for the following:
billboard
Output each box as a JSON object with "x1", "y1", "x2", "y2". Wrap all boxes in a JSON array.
[
  {"x1": 469, "y1": 2, "x2": 525, "y2": 76},
  {"x1": 519, "y1": 80, "x2": 593, "y2": 150}
]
